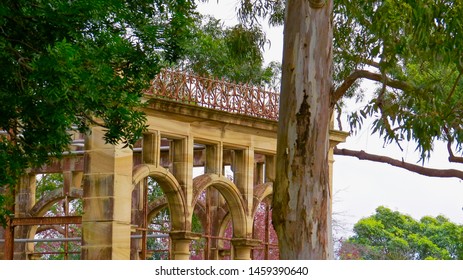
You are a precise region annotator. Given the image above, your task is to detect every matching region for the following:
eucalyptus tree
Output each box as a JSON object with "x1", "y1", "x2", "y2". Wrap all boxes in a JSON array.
[
  {"x1": 237, "y1": 0, "x2": 463, "y2": 259},
  {"x1": 333, "y1": 1, "x2": 463, "y2": 179},
  {"x1": 0, "y1": 0, "x2": 196, "y2": 225}
]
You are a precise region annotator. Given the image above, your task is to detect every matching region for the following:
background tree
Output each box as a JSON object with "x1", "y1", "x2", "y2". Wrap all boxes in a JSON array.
[
  {"x1": 337, "y1": 206, "x2": 463, "y2": 260},
  {"x1": 178, "y1": 15, "x2": 280, "y2": 88},
  {"x1": 0, "y1": 0, "x2": 196, "y2": 224}
]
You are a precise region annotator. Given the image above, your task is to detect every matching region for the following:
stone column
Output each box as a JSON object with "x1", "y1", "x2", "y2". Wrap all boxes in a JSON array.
[
  {"x1": 172, "y1": 137, "x2": 194, "y2": 208},
  {"x1": 265, "y1": 155, "x2": 276, "y2": 183},
  {"x1": 233, "y1": 148, "x2": 254, "y2": 213},
  {"x1": 169, "y1": 231, "x2": 199, "y2": 260},
  {"x1": 203, "y1": 143, "x2": 224, "y2": 259},
  {"x1": 14, "y1": 174, "x2": 36, "y2": 259},
  {"x1": 232, "y1": 148, "x2": 255, "y2": 247},
  {"x1": 205, "y1": 143, "x2": 223, "y2": 176},
  {"x1": 143, "y1": 131, "x2": 161, "y2": 167},
  {"x1": 130, "y1": 180, "x2": 142, "y2": 260},
  {"x1": 15, "y1": 174, "x2": 36, "y2": 218},
  {"x1": 254, "y1": 162, "x2": 264, "y2": 185},
  {"x1": 231, "y1": 238, "x2": 260, "y2": 260},
  {"x1": 81, "y1": 126, "x2": 133, "y2": 260}
]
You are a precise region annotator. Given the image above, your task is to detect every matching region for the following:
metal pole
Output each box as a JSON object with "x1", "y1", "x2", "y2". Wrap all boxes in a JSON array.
[
  {"x1": 265, "y1": 203, "x2": 270, "y2": 260},
  {"x1": 141, "y1": 178, "x2": 148, "y2": 260},
  {"x1": 4, "y1": 216, "x2": 14, "y2": 260},
  {"x1": 64, "y1": 196, "x2": 69, "y2": 260},
  {"x1": 4, "y1": 184, "x2": 15, "y2": 260},
  {"x1": 205, "y1": 188, "x2": 211, "y2": 260},
  {"x1": 0, "y1": 234, "x2": 169, "y2": 244}
]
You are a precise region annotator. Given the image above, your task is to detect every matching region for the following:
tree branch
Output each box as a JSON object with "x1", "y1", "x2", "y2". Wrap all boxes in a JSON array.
[
  {"x1": 361, "y1": 59, "x2": 381, "y2": 69},
  {"x1": 446, "y1": 140, "x2": 463, "y2": 164},
  {"x1": 335, "y1": 103, "x2": 343, "y2": 131},
  {"x1": 443, "y1": 127, "x2": 463, "y2": 164},
  {"x1": 334, "y1": 147, "x2": 463, "y2": 180},
  {"x1": 445, "y1": 70, "x2": 462, "y2": 104},
  {"x1": 457, "y1": 56, "x2": 463, "y2": 73},
  {"x1": 331, "y1": 70, "x2": 414, "y2": 105},
  {"x1": 77, "y1": 112, "x2": 106, "y2": 128}
]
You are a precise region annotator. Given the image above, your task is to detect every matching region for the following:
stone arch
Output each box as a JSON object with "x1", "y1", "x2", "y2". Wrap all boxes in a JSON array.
[
  {"x1": 147, "y1": 196, "x2": 168, "y2": 222},
  {"x1": 192, "y1": 173, "x2": 247, "y2": 238},
  {"x1": 132, "y1": 164, "x2": 187, "y2": 231},
  {"x1": 193, "y1": 200, "x2": 206, "y2": 224},
  {"x1": 29, "y1": 187, "x2": 83, "y2": 218},
  {"x1": 252, "y1": 182, "x2": 273, "y2": 219},
  {"x1": 217, "y1": 213, "x2": 232, "y2": 239},
  {"x1": 216, "y1": 213, "x2": 232, "y2": 255},
  {"x1": 146, "y1": 197, "x2": 207, "y2": 234},
  {"x1": 251, "y1": 182, "x2": 278, "y2": 260},
  {"x1": 26, "y1": 187, "x2": 83, "y2": 256}
]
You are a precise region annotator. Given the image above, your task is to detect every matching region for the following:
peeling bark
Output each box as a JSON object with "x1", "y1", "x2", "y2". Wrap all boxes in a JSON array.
[{"x1": 273, "y1": 0, "x2": 333, "y2": 259}]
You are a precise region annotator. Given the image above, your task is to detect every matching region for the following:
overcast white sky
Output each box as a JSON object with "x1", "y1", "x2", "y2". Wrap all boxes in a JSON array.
[{"x1": 197, "y1": 1, "x2": 463, "y2": 236}]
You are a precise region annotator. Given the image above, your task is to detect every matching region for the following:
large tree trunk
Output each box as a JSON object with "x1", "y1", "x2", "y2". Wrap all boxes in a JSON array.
[{"x1": 273, "y1": 0, "x2": 333, "y2": 259}]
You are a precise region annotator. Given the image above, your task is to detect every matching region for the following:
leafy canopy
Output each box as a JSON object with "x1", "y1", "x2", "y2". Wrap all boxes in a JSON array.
[
  {"x1": 0, "y1": 0, "x2": 282, "y2": 226},
  {"x1": 0, "y1": 0, "x2": 196, "y2": 224},
  {"x1": 333, "y1": 0, "x2": 463, "y2": 161},
  {"x1": 237, "y1": 0, "x2": 463, "y2": 170},
  {"x1": 338, "y1": 206, "x2": 463, "y2": 260},
  {"x1": 177, "y1": 15, "x2": 280, "y2": 88}
]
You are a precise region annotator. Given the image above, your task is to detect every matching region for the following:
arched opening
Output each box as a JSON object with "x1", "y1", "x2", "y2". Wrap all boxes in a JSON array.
[
  {"x1": 28, "y1": 174, "x2": 83, "y2": 260},
  {"x1": 251, "y1": 182, "x2": 278, "y2": 259},
  {"x1": 190, "y1": 188, "x2": 231, "y2": 260},
  {"x1": 216, "y1": 214, "x2": 233, "y2": 260},
  {"x1": 192, "y1": 173, "x2": 248, "y2": 259},
  {"x1": 189, "y1": 202, "x2": 205, "y2": 260},
  {"x1": 252, "y1": 197, "x2": 278, "y2": 259},
  {"x1": 145, "y1": 177, "x2": 171, "y2": 260},
  {"x1": 131, "y1": 164, "x2": 187, "y2": 260},
  {"x1": 32, "y1": 198, "x2": 82, "y2": 260}
]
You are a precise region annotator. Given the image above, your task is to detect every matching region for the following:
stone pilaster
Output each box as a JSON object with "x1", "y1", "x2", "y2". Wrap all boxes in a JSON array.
[{"x1": 81, "y1": 126, "x2": 133, "y2": 260}]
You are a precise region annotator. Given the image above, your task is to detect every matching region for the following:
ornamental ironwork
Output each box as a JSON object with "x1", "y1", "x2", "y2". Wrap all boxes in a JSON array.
[{"x1": 146, "y1": 70, "x2": 279, "y2": 121}]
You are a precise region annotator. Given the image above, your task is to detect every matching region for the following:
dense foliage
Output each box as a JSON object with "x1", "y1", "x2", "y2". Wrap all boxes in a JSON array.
[
  {"x1": 178, "y1": 15, "x2": 280, "y2": 88},
  {"x1": 338, "y1": 206, "x2": 463, "y2": 260},
  {"x1": 0, "y1": 0, "x2": 196, "y2": 224},
  {"x1": 333, "y1": 1, "x2": 463, "y2": 164},
  {"x1": 237, "y1": 0, "x2": 463, "y2": 176}
]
